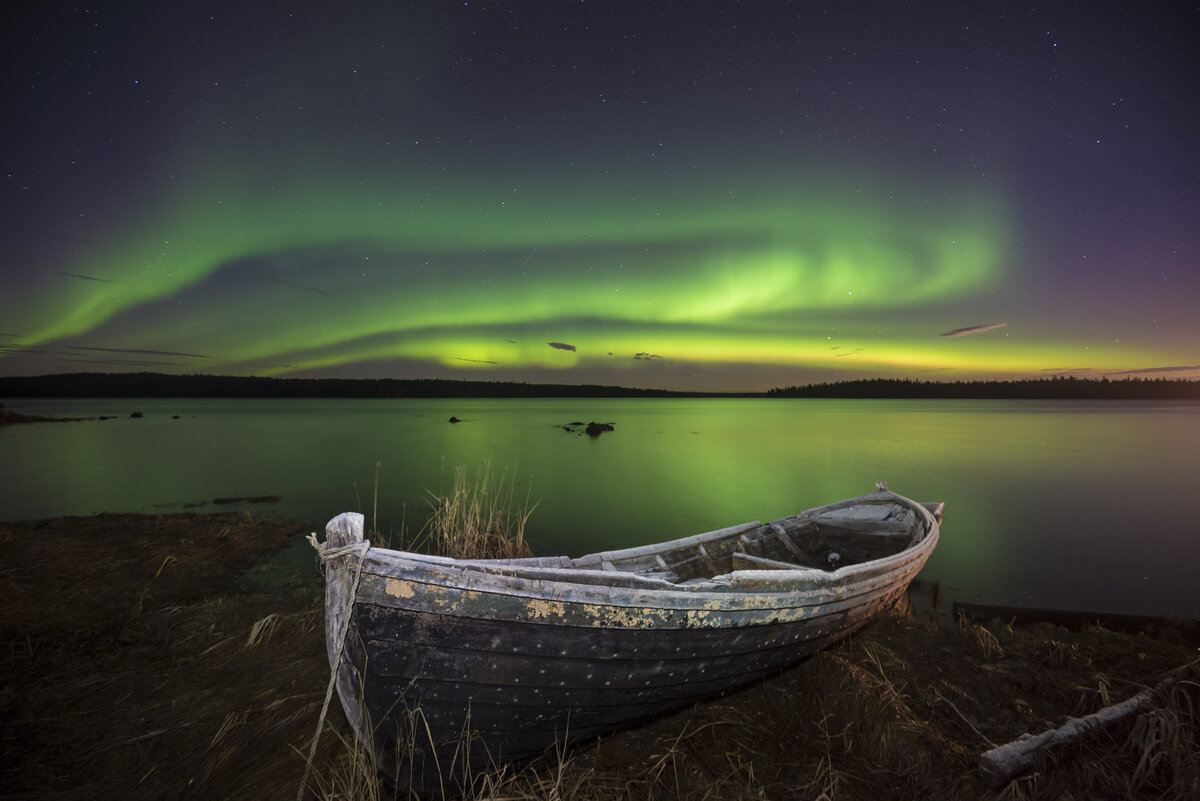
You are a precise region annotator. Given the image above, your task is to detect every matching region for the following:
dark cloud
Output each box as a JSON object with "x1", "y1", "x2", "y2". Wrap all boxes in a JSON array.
[
  {"x1": 53, "y1": 356, "x2": 183, "y2": 367},
  {"x1": 66, "y1": 345, "x2": 210, "y2": 358},
  {"x1": 249, "y1": 364, "x2": 295, "y2": 370},
  {"x1": 58, "y1": 271, "x2": 115, "y2": 283},
  {"x1": 939, "y1": 323, "x2": 1008, "y2": 338},
  {"x1": 633, "y1": 352, "x2": 663, "y2": 361},
  {"x1": 1040, "y1": 367, "x2": 1095, "y2": 373},
  {"x1": 259, "y1": 275, "x2": 332, "y2": 296},
  {"x1": 1111, "y1": 364, "x2": 1200, "y2": 375},
  {"x1": 547, "y1": 342, "x2": 577, "y2": 351}
]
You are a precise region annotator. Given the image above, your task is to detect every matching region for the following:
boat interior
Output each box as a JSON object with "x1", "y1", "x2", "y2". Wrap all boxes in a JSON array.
[
  {"x1": 422, "y1": 495, "x2": 941, "y2": 590},
  {"x1": 569, "y1": 498, "x2": 935, "y2": 585}
]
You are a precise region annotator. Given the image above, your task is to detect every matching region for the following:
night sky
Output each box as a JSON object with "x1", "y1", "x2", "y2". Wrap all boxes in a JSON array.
[{"x1": 3, "y1": 2, "x2": 1197, "y2": 391}]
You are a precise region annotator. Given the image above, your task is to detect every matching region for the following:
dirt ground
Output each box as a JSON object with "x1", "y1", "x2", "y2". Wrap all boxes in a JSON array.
[{"x1": 1, "y1": 513, "x2": 1196, "y2": 800}]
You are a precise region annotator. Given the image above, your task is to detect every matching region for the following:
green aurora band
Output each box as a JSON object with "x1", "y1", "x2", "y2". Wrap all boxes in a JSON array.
[{"x1": 5, "y1": 168, "x2": 1173, "y2": 387}]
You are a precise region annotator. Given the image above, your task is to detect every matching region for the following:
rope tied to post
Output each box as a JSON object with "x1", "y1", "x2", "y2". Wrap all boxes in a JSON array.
[
  {"x1": 306, "y1": 532, "x2": 371, "y2": 565},
  {"x1": 295, "y1": 532, "x2": 370, "y2": 801}
]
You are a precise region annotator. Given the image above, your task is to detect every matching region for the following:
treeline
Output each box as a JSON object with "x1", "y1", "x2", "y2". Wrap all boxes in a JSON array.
[
  {"x1": 0, "y1": 372, "x2": 715, "y2": 399},
  {"x1": 2, "y1": 372, "x2": 1197, "y2": 400},
  {"x1": 767, "y1": 376, "x2": 1200, "y2": 400}
]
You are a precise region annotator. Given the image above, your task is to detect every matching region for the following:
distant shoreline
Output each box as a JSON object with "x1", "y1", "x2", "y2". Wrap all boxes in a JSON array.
[{"x1": 1, "y1": 371, "x2": 1198, "y2": 400}]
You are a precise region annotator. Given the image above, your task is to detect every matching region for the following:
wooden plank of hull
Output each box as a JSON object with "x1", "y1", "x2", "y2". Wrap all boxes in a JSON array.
[
  {"x1": 361, "y1": 612, "x2": 852, "y2": 692},
  {"x1": 356, "y1": 577, "x2": 875, "y2": 632},
  {"x1": 356, "y1": 603, "x2": 859, "y2": 662},
  {"x1": 362, "y1": 650, "x2": 828, "y2": 762}
]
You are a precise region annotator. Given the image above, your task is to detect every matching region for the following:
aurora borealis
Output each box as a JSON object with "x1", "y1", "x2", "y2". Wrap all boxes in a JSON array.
[{"x1": 3, "y1": 2, "x2": 1197, "y2": 391}]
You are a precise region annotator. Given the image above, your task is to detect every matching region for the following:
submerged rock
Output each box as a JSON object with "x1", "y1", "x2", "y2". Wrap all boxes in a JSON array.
[
  {"x1": 562, "y1": 420, "x2": 616, "y2": 436},
  {"x1": 212, "y1": 495, "x2": 282, "y2": 505}
]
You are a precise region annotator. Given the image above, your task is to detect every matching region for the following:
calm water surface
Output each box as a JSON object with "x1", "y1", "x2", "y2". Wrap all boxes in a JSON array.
[{"x1": 4, "y1": 397, "x2": 1198, "y2": 618}]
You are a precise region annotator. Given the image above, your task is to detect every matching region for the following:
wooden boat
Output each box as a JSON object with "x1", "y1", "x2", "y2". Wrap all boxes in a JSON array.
[{"x1": 317, "y1": 483, "x2": 941, "y2": 792}]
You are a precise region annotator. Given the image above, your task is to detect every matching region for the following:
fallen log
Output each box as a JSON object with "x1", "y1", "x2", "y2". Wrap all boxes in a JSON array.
[{"x1": 978, "y1": 660, "x2": 1198, "y2": 787}]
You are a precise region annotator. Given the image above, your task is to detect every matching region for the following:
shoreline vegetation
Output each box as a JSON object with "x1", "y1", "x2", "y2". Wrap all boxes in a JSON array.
[
  {"x1": 1, "y1": 371, "x2": 1200, "y2": 401},
  {"x1": 4, "y1": 468, "x2": 1198, "y2": 798}
]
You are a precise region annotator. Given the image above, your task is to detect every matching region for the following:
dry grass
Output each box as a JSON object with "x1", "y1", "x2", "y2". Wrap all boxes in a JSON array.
[
  {"x1": 418, "y1": 460, "x2": 536, "y2": 560},
  {"x1": 957, "y1": 612, "x2": 1005, "y2": 661},
  {"x1": 306, "y1": 700, "x2": 600, "y2": 801},
  {"x1": 0, "y1": 513, "x2": 339, "y2": 801}
]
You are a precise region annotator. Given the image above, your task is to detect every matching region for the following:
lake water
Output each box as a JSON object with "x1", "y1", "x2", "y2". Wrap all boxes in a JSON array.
[{"x1": 3, "y1": 397, "x2": 1199, "y2": 619}]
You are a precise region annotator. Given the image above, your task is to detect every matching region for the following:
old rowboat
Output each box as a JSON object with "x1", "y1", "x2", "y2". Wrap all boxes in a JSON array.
[{"x1": 317, "y1": 484, "x2": 941, "y2": 791}]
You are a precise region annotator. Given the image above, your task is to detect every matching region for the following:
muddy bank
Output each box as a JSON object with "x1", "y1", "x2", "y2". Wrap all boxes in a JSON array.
[
  {"x1": 0, "y1": 406, "x2": 91, "y2": 425},
  {"x1": 1, "y1": 513, "x2": 1196, "y2": 800}
]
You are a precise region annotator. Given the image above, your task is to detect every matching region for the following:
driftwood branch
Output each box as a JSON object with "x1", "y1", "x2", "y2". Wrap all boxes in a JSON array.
[
  {"x1": 934, "y1": 688, "x2": 996, "y2": 748},
  {"x1": 978, "y1": 660, "x2": 1198, "y2": 787}
]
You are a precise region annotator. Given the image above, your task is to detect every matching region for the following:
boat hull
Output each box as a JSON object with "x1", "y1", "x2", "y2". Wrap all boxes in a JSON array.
[{"x1": 319, "y1": 490, "x2": 940, "y2": 793}]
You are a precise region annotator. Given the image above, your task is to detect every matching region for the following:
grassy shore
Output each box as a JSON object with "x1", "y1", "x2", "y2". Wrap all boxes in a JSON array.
[{"x1": 2, "y1": 511, "x2": 1197, "y2": 800}]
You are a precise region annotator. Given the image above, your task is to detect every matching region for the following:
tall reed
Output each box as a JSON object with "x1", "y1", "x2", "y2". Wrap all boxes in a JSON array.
[{"x1": 421, "y1": 460, "x2": 536, "y2": 560}]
